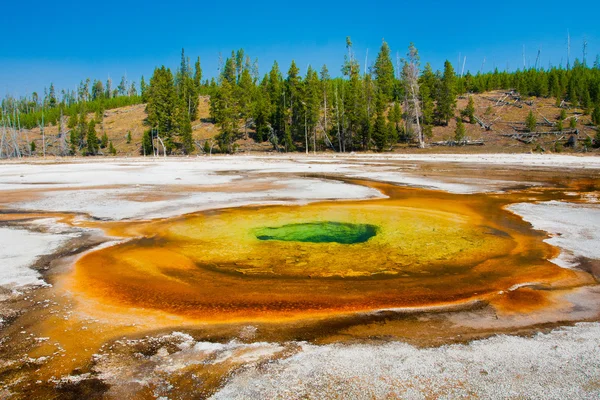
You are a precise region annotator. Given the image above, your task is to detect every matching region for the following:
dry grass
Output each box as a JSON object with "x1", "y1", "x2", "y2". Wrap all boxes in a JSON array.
[{"x1": 20, "y1": 91, "x2": 600, "y2": 156}]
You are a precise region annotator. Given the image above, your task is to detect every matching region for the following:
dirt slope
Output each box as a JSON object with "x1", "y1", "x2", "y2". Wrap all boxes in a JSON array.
[{"x1": 22, "y1": 91, "x2": 599, "y2": 156}]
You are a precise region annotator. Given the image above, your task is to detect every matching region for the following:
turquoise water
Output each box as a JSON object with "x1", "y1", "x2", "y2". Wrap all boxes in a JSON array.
[{"x1": 254, "y1": 222, "x2": 378, "y2": 244}]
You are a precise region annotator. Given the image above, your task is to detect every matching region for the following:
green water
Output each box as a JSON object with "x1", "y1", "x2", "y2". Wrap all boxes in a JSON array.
[{"x1": 254, "y1": 222, "x2": 378, "y2": 244}]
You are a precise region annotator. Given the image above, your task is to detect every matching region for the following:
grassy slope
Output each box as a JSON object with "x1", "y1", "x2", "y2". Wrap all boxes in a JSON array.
[{"x1": 23, "y1": 91, "x2": 599, "y2": 156}]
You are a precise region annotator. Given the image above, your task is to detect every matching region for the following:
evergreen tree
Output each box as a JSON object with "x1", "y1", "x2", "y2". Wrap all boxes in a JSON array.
[
  {"x1": 435, "y1": 61, "x2": 457, "y2": 125},
  {"x1": 101, "y1": 131, "x2": 109, "y2": 148},
  {"x1": 126, "y1": 131, "x2": 132, "y2": 143},
  {"x1": 141, "y1": 130, "x2": 153, "y2": 155},
  {"x1": 559, "y1": 109, "x2": 567, "y2": 120},
  {"x1": 194, "y1": 57, "x2": 203, "y2": 91},
  {"x1": 68, "y1": 112, "x2": 79, "y2": 154},
  {"x1": 592, "y1": 104, "x2": 600, "y2": 125},
  {"x1": 176, "y1": 48, "x2": 200, "y2": 121},
  {"x1": 556, "y1": 119, "x2": 563, "y2": 131},
  {"x1": 30, "y1": 141, "x2": 36, "y2": 152},
  {"x1": 525, "y1": 110, "x2": 537, "y2": 132},
  {"x1": 463, "y1": 96, "x2": 475, "y2": 123},
  {"x1": 570, "y1": 117, "x2": 577, "y2": 129},
  {"x1": 210, "y1": 79, "x2": 238, "y2": 153},
  {"x1": 388, "y1": 101, "x2": 402, "y2": 142},
  {"x1": 238, "y1": 65, "x2": 255, "y2": 138},
  {"x1": 372, "y1": 91, "x2": 388, "y2": 151},
  {"x1": 86, "y1": 120, "x2": 99, "y2": 155},
  {"x1": 180, "y1": 117, "x2": 195, "y2": 154},
  {"x1": 420, "y1": 83, "x2": 434, "y2": 138},
  {"x1": 146, "y1": 66, "x2": 177, "y2": 152},
  {"x1": 373, "y1": 39, "x2": 395, "y2": 101},
  {"x1": 109, "y1": 141, "x2": 117, "y2": 155},
  {"x1": 454, "y1": 117, "x2": 466, "y2": 143},
  {"x1": 47, "y1": 83, "x2": 57, "y2": 108},
  {"x1": 140, "y1": 76, "x2": 148, "y2": 102}
]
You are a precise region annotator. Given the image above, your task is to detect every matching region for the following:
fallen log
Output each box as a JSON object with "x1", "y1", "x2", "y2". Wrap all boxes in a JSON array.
[
  {"x1": 431, "y1": 139, "x2": 484, "y2": 146},
  {"x1": 473, "y1": 115, "x2": 492, "y2": 130}
]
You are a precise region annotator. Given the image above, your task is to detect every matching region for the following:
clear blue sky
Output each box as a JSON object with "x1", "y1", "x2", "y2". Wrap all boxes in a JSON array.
[{"x1": 1, "y1": 0, "x2": 599, "y2": 98}]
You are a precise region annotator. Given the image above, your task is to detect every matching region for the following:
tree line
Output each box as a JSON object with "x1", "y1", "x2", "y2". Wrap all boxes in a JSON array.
[
  {"x1": 199, "y1": 39, "x2": 600, "y2": 153},
  {"x1": 3, "y1": 39, "x2": 600, "y2": 156}
]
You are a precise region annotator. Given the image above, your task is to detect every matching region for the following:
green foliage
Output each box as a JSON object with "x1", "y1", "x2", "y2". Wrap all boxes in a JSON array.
[
  {"x1": 373, "y1": 40, "x2": 395, "y2": 102},
  {"x1": 180, "y1": 117, "x2": 195, "y2": 154},
  {"x1": 556, "y1": 119, "x2": 563, "y2": 131},
  {"x1": 570, "y1": 117, "x2": 577, "y2": 129},
  {"x1": 86, "y1": 120, "x2": 99, "y2": 155},
  {"x1": 30, "y1": 141, "x2": 36, "y2": 152},
  {"x1": 146, "y1": 66, "x2": 177, "y2": 152},
  {"x1": 108, "y1": 141, "x2": 117, "y2": 155},
  {"x1": 525, "y1": 110, "x2": 537, "y2": 132},
  {"x1": 435, "y1": 61, "x2": 457, "y2": 125},
  {"x1": 9, "y1": 41, "x2": 600, "y2": 158},
  {"x1": 101, "y1": 131, "x2": 108, "y2": 149},
  {"x1": 454, "y1": 117, "x2": 466, "y2": 143},
  {"x1": 592, "y1": 105, "x2": 600, "y2": 125},
  {"x1": 559, "y1": 109, "x2": 567, "y2": 121},
  {"x1": 372, "y1": 92, "x2": 388, "y2": 151},
  {"x1": 141, "y1": 130, "x2": 153, "y2": 155},
  {"x1": 462, "y1": 96, "x2": 475, "y2": 123}
]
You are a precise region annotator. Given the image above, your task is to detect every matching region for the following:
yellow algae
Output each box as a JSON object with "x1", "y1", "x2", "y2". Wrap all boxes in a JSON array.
[{"x1": 66, "y1": 183, "x2": 582, "y2": 322}]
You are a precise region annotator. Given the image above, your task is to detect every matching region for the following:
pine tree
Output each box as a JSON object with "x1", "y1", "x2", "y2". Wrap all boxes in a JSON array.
[
  {"x1": 177, "y1": 49, "x2": 200, "y2": 121},
  {"x1": 86, "y1": 120, "x2": 99, "y2": 155},
  {"x1": 388, "y1": 101, "x2": 402, "y2": 142},
  {"x1": 559, "y1": 109, "x2": 567, "y2": 121},
  {"x1": 420, "y1": 83, "x2": 434, "y2": 138},
  {"x1": 141, "y1": 130, "x2": 153, "y2": 155},
  {"x1": 48, "y1": 83, "x2": 57, "y2": 108},
  {"x1": 30, "y1": 141, "x2": 36, "y2": 152},
  {"x1": 525, "y1": 110, "x2": 537, "y2": 132},
  {"x1": 210, "y1": 79, "x2": 238, "y2": 153},
  {"x1": 372, "y1": 91, "x2": 388, "y2": 151},
  {"x1": 238, "y1": 66, "x2": 255, "y2": 138},
  {"x1": 68, "y1": 112, "x2": 79, "y2": 154},
  {"x1": 140, "y1": 76, "x2": 148, "y2": 102},
  {"x1": 435, "y1": 61, "x2": 457, "y2": 125},
  {"x1": 570, "y1": 117, "x2": 577, "y2": 129},
  {"x1": 454, "y1": 117, "x2": 466, "y2": 143},
  {"x1": 592, "y1": 105, "x2": 600, "y2": 125},
  {"x1": 373, "y1": 39, "x2": 395, "y2": 102},
  {"x1": 108, "y1": 141, "x2": 117, "y2": 155},
  {"x1": 286, "y1": 60, "x2": 303, "y2": 143},
  {"x1": 180, "y1": 117, "x2": 195, "y2": 154},
  {"x1": 146, "y1": 66, "x2": 177, "y2": 152},
  {"x1": 126, "y1": 131, "x2": 132, "y2": 144},
  {"x1": 194, "y1": 57, "x2": 203, "y2": 91},
  {"x1": 101, "y1": 131, "x2": 108, "y2": 148},
  {"x1": 463, "y1": 96, "x2": 475, "y2": 123},
  {"x1": 556, "y1": 119, "x2": 563, "y2": 131}
]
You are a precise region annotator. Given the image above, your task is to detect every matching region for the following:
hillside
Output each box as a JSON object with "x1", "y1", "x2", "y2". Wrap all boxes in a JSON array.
[{"x1": 21, "y1": 91, "x2": 599, "y2": 156}]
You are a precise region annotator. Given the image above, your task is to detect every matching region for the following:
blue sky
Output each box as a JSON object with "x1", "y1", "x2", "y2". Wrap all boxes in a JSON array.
[{"x1": 1, "y1": 0, "x2": 599, "y2": 98}]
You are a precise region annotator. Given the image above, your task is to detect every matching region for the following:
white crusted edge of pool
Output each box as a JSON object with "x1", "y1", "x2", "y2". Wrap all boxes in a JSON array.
[
  {"x1": 0, "y1": 226, "x2": 75, "y2": 291},
  {"x1": 206, "y1": 322, "x2": 600, "y2": 399},
  {"x1": 507, "y1": 201, "x2": 600, "y2": 268}
]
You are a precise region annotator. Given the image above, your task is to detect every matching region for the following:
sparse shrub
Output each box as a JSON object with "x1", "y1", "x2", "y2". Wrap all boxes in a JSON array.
[
  {"x1": 569, "y1": 118, "x2": 577, "y2": 129},
  {"x1": 454, "y1": 117, "x2": 466, "y2": 144},
  {"x1": 525, "y1": 110, "x2": 537, "y2": 132}
]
